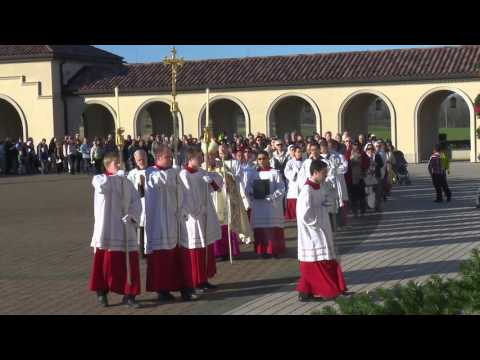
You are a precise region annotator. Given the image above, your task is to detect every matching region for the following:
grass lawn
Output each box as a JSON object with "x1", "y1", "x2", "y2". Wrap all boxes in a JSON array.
[
  {"x1": 367, "y1": 127, "x2": 470, "y2": 142},
  {"x1": 439, "y1": 128, "x2": 470, "y2": 141},
  {"x1": 368, "y1": 127, "x2": 391, "y2": 141}
]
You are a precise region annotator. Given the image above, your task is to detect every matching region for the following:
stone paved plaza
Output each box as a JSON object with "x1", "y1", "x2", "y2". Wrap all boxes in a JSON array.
[{"x1": 1, "y1": 162, "x2": 479, "y2": 315}]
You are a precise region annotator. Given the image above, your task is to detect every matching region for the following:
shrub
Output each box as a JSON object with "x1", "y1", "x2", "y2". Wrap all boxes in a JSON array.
[{"x1": 313, "y1": 249, "x2": 480, "y2": 315}]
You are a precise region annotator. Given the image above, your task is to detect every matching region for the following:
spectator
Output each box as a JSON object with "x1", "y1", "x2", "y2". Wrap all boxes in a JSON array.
[
  {"x1": 384, "y1": 141, "x2": 396, "y2": 196},
  {"x1": 65, "y1": 137, "x2": 77, "y2": 175},
  {"x1": 0, "y1": 139, "x2": 5, "y2": 175},
  {"x1": 270, "y1": 140, "x2": 289, "y2": 181},
  {"x1": 54, "y1": 142, "x2": 65, "y2": 174},
  {"x1": 428, "y1": 144, "x2": 452, "y2": 203},
  {"x1": 348, "y1": 142, "x2": 367, "y2": 217},
  {"x1": 74, "y1": 133, "x2": 82, "y2": 174},
  {"x1": 104, "y1": 134, "x2": 117, "y2": 155},
  {"x1": 90, "y1": 139, "x2": 104, "y2": 175},
  {"x1": 335, "y1": 133, "x2": 346, "y2": 155},
  {"x1": 358, "y1": 134, "x2": 367, "y2": 151},
  {"x1": 48, "y1": 138, "x2": 57, "y2": 172},
  {"x1": 123, "y1": 135, "x2": 133, "y2": 171},
  {"x1": 17, "y1": 141, "x2": 27, "y2": 175},
  {"x1": 26, "y1": 139, "x2": 36, "y2": 174},
  {"x1": 37, "y1": 138, "x2": 49, "y2": 174},
  {"x1": 62, "y1": 136, "x2": 69, "y2": 173},
  {"x1": 375, "y1": 141, "x2": 388, "y2": 201},
  {"x1": 80, "y1": 138, "x2": 91, "y2": 174},
  {"x1": 7, "y1": 138, "x2": 18, "y2": 175},
  {"x1": 365, "y1": 143, "x2": 384, "y2": 212}
]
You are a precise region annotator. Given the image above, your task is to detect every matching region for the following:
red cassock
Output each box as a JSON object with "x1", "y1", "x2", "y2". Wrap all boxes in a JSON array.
[
  {"x1": 179, "y1": 244, "x2": 217, "y2": 289},
  {"x1": 296, "y1": 260, "x2": 347, "y2": 298},
  {"x1": 88, "y1": 249, "x2": 141, "y2": 296},
  {"x1": 254, "y1": 228, "x2": 286, "y2": 256},
  {"x1": 146, "y1": 247, "x2": 184, "y2": 292},
  {"x1": 284, "y1": 199, "x2": 297, "y2": 220}
]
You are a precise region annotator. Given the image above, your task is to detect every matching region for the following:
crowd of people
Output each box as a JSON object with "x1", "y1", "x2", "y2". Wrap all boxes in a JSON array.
[
  {"x1": 0, "y1": 130, "x2": 406, "y2": 215},
  {"x1": 85, "y1": 129, "x2": 416, "y2": 308},
  {"x1": 0, "y1": 134, "x2": 118, "y2": 176}
]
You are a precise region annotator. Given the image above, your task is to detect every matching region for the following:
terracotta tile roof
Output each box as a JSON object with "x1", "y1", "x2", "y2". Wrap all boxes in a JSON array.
[
  {"x1": 66, "y1": 45, "x2": 480, "y2": 94},
  {"x1": 0, "y1": 45, "x2": 123, "y2": 63}
]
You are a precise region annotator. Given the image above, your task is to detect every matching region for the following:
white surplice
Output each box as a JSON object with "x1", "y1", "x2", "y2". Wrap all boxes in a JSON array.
[
  {"x1": 179, "y1": 168, "x2": 222, "y2": 249},
  {"x1": 284, "y1": 158, "x2": 304, "y2": 200},
  {"x1": 144, "y1": 166, "x2": 181, "y2": 253},
  {"x1": 246, "y1": 168, "x2": 285, "y2": 229},
  {"x1": 127, "y1": 168, "x2": 146, "y2": 227},
  {"x1": 296, "y1": 180, "x2": 336, "y2": 262},
  {"x1": 91, "y1": 173, "x2": 142, "y2": 251}
]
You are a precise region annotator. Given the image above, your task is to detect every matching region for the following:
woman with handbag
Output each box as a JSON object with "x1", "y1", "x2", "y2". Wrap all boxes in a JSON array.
[{"x1": 348, "y1": 142, "x2": 368, "y2": 217}]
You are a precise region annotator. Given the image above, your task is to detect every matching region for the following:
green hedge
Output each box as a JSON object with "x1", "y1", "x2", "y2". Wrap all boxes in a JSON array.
[
  {"x1": 438, "y1": 128, "x2": 470, "y2": 142},
  {"x1": 313, "y1": 249, "x2": 480, "y2": 315}
]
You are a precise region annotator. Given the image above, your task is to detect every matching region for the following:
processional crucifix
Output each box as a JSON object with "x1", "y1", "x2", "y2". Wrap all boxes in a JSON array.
[{"x1": 163, "y1": 46, "x2": 185, "y2": 164}]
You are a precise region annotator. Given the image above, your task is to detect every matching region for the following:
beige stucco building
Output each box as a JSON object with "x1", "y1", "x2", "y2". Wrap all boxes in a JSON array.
[{"x1": 1, "y1": 45, "x2": 480, "y2": 163}]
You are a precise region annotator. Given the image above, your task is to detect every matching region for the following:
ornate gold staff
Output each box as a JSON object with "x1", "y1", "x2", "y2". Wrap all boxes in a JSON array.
[
  {"x1": 163, "y1": 46, "x2": 185, "y2": 164},
  {"x1": 163, "y1": 46, "x2": 185, "y2": 261},
  {"x1": 202, "y1": 89, "x2": 213, "y2": 279}
]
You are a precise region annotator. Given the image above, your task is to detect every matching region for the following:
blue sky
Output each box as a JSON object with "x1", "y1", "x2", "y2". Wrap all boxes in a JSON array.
[{"x1": 95, "y1": 45, "x2": 441, "y2": 63}]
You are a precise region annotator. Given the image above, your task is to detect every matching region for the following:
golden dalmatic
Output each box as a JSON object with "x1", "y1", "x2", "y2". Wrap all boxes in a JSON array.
[{"x1": 210, "y1": 156, "x2": 254, "y2": 244}]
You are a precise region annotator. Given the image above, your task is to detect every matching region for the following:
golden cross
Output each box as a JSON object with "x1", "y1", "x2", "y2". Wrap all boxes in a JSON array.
[{"x1": 163, "y1": 46, "x2": 185, "y2": 113}]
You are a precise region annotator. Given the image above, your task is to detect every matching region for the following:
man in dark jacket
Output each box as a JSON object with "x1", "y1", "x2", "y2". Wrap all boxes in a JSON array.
[{"x1": 428, "y1": 144, "x2": 452, "y2": 203}]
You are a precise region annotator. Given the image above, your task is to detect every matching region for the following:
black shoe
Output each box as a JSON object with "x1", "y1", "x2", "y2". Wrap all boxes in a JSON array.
[
  {"x1": 122, "y1": 296, "x2": 141, "y2": 309},
  {"x1": 342, "y1": 291, "x2": 356, "y2": 297},
  {"x1": 314, "y1": 296, "x2": 337, "y2": 302},
  {"x1": 261, "y1": 253, "x2": 272, "y2": 259},
  {"x1": 158, "y1": 291, "x2": 175, "y2": 302},
  {"x1": 198, "y1": 282, "x2": 218, "y2": 291},
  {"x1": 96, "y1": 291, "x2": 108, "y2": 307},
  {"x1": 298, "y1": 293, "x2": 313, "y2": 302},
  {"x1": 181, "y1": 289, "x2": 199, "y2": 302}
]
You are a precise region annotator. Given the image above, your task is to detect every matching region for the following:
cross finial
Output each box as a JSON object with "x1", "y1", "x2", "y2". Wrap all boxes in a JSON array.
[{"x1": 163, "y1": 46, "x2": 185, "y2": 113}]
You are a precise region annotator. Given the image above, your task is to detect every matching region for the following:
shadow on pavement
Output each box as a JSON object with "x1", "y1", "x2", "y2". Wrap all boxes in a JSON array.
[{"x1": 344, "y1": 259, "x2": 461, "y2": 285}]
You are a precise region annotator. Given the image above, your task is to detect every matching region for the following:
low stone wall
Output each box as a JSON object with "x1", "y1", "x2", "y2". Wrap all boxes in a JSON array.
[{"x1": 452, "y1": 150, "x2": 470, "y2": 161}]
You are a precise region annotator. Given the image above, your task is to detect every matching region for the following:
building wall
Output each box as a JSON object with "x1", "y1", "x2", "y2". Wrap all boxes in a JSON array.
[
  {"x1": 64, "y1": 79, "x2": 480, "y2": 163},
  {"x1": 0, "y1": 60, "x2": 56, "y2": 142},
  {"x1": 1, "y1": 57, "x2": 479, "y2": 163}
]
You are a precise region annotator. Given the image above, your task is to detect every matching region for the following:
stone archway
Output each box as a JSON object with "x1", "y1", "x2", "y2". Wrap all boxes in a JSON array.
[
  {"x1": 199, "y1": 96, "x2": 249, "y2": 138},
  {"x1": 0, "y1": 95, "x2": 27, "y2": 141},
  {"x1": 415, "y1": 88, "x2": 475, "y2": 162},
  {"x1": 267, "y1": 93, "x2": 320, "y2": 138},
  {"x1": 340, "y1": 90, "x2": 396, "y2": 145},
  {"x1": 135, "y1": 100, "x2": 175, "y2": 140},
  {"x1": 82, "y1": 103, "x2": 116, "y2": 141}
]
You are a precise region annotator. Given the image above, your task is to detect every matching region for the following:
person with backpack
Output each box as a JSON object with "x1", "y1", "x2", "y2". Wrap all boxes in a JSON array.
[{"x1": 428, "y1": 144, "x2": 452, "y2": 203}]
